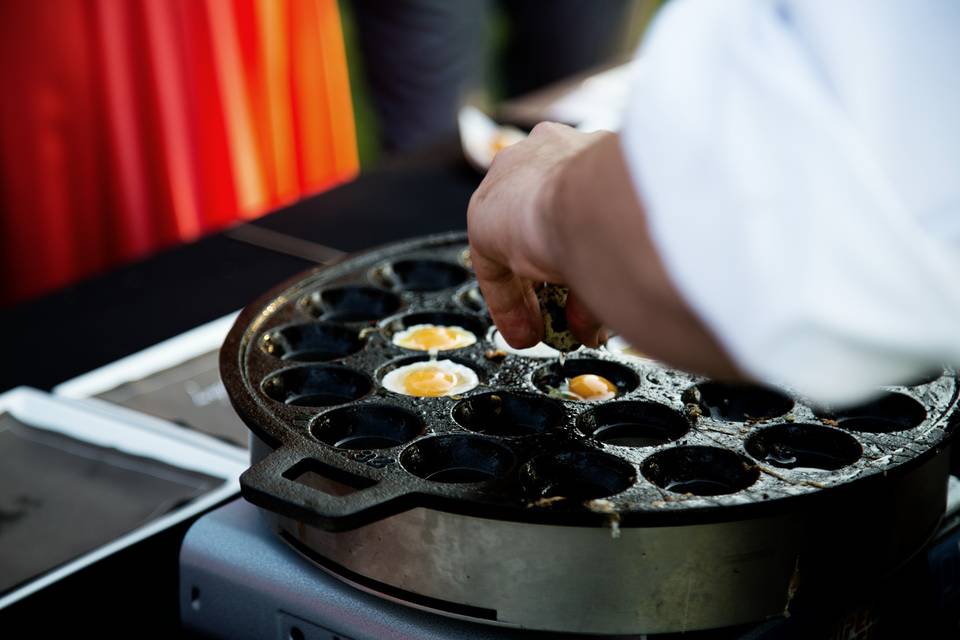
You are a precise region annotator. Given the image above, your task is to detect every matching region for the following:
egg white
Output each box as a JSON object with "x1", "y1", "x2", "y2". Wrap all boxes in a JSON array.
[
  {"x1": 392, "y1": 324, "x2": 477, "y2": 351},
  {"x1": 604, "y1": 335, "x2": 653, "y2": 363},
  {"x1": 552, "y1": 375, "x2": 618, "y2": 402},
  {"x1": 381, "y1": 359, "x2": 479, "y2": 397},
  {"x1": 491, "y1": 329, "x2": 561, "y2": 359}
]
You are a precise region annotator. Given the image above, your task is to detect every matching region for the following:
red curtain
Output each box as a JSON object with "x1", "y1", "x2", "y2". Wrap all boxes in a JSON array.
[{"x1": 0, "y1": 0, "x2": 358, "y2": 306}]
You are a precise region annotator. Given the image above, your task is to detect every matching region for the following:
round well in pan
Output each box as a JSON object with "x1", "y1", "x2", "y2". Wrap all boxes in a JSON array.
[
  {"x1": 452, "y1": 391, "x2": 565, "y2": 437},
  {"x1": 373, "y1": 259, "x2": 469, "y2": 292},
  {"x1": 312, "y1": 404, "x2": 425, "y2": 450},
  {"x1": 532, "y1": 359, "x2": 640, "y2": 401},
  {"x1": 683, "y1": 382, "x2": 793, "y2": 422},
  {"x1": 304, "y1": 285, "x2": 402, "y2": 322},
  {"x1": 579, "y1": 401, "x2": 689, "y2": 447},
  {"x1": 814, "y1": 392, "x2": 927, "y2": 433},
  {"x1": 261, "y1": 365, "x2": 372, "y2": 408},
  {"x1": 521, "y1": 450, "x2": 636, "y2": 501},
  {"x1": 745, "y1": 423, "x2": 862, "y2": 471},
  {"x1": 260, "y1": 322, "x2": 364, "y2": 362},
  {"x1": 400, "y1": 435, "x2": 515, "y2": 484},
  {"x1": 642, "y1": 446, "x2": 759, "y2": 496}
]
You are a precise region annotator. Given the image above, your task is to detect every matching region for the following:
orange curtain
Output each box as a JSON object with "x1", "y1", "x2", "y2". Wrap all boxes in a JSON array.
[{"x1": 0, "y1": 0, "x2": 358, "y2": 306}]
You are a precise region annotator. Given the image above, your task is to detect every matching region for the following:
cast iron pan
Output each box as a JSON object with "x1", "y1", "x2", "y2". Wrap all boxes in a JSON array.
[{"x1": 221, "y1": 232, "x2": 960, "y2": 531}]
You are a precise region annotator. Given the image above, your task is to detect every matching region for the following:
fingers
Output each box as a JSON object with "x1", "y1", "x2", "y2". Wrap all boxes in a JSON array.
[
  {"x1": 467, "y1": 121, "x2": 599, "y2": 351},
  {"x1": 565, "y1": 290, "x2": 605, "y2": 348},
  {"x1": 471, "y1": 250, "x2": 543, "y2": 349}
]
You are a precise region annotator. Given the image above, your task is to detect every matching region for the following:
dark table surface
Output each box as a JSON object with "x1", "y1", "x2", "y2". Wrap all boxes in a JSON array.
[
  {"x1": 0, "y1": 140, "x2": 480, "y2": 636},
  {"x1": 2, "y1": 140, "x2": 480, "y2": 394}
]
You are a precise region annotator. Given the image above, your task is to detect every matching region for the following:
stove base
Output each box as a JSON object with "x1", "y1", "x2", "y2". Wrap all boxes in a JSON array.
[
  {"x1": 180, "y1": 499, "x2": 597, "y2": 640},
  {"x1": 179, "y1": 499, "x2": 960, "y2": 639}
]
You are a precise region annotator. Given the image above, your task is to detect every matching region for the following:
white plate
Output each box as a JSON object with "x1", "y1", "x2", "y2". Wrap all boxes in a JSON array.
[
  {"x1": 458, "y1": 105, "x2": 526, "y2": 172},
  {"x1": 55, "y1": 312, "x2": 238, "y2": 399},
  {"x1": 0, "y1": 387, "x2": 244, "y2": 609}
]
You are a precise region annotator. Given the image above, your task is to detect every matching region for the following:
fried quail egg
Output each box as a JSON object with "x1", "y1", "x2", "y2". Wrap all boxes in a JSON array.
[
  {"x1": 491, "y1": 329, "x2": 560, "y2": 359},
  {"x1": 392, "y1": 324, "x2": 477, "y2": 352},
  {"x1": 554, "y1": 374, "x2": 618, "y2": 402},
  {"x1": 382, "y1": 360, "x2": 479, "y2": 397}
]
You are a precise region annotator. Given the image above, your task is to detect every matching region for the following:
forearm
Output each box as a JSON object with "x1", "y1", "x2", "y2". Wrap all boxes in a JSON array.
[{"x1": 539, "y1": 133, "x2": 739, "y2": 378}]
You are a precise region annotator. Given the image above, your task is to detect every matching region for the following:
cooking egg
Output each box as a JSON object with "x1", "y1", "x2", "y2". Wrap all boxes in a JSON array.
[
  {"x1": 491, "y1": 329, "x2": 560, "y2": 359},
  {"x1": 604, "y1": 335, "x2": 652, "y2": 362},
  {"x1": 392, "y1": 324, "x2": 477, "y2": 352},
  {"x1": 382, "y1": 360, "x2": 479, "y2": 397},
  {"x1": 555, "y1": 374, "x2": 618, "y2": 402}
]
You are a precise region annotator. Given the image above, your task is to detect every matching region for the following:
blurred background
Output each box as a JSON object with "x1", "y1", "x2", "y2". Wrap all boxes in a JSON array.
[{"x1": 0, "y1": 0, "x2": 659, "y2": 308}]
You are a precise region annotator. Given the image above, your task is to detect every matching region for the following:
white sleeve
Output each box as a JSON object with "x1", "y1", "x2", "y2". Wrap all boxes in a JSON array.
[{"x1": 620, "y1": 0, "x2": 960, "y2": 405}]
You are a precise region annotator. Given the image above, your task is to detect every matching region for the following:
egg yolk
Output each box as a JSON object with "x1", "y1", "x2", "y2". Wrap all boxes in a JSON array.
[
  {"x1": 403, "y1": 367, "x2": 459, "y2": 397},
  {"x1": 568, "y1": 374, "x2": 617, "y2": 401},
  {"x1": 491, "y1": 134, "x2": 514, "y2": 154},
  {"x1": 400, "y1": 327, "x2": 472, "y2": 351}
]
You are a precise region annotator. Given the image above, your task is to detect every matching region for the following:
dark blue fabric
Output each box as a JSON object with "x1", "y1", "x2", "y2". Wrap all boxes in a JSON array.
[{"x1": 351, "y1": 0, "x2": 632, "y2": 152}]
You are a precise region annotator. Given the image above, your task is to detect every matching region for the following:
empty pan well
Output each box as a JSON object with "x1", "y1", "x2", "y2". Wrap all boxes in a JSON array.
[
  {"x1": 304, "y1": 286, "x2": 402, "y2": 322},
  {"x1": 455, "y1": 284, "x2": 486, "y2": 314},
  {"x1": 261, "y1": 365, "x2": 372, "y2": 407},
  {"x1": 579, "y1": 401, "x2": 689, "y2": 447},
  {"x1": 312, "y1": 404, "x2": 425, "y2": 450},
  {"x1": 814, "y1": 392, "x2": 927, "y2": 433},
  {"x1": 260, "y1": 322, "x2": 364, "y2": 362},
  {"x1": 683, "y1": 382, "x2": 794, "y2": 422},
  {"x1": 521, "y1": 451, "x2": 636, "y2": 501},
  {"x1": 532, "y1": 359, "x2": 640, "y2": 401},
  {"x1": 642, "y1": 446, "x2": 759, "y2": 496},
  {"x1": 400, "y1": 435, "x2": 515, "y2": 483},
  {"x1": 373, "y1": 259, "x2": 469, "y2": 292},
  {"x1": 452, "y1": 392, "x2": 565, "y2": 437},
  {"x1": 745, "y1": 423, "x2": 862, "y2": 470}
]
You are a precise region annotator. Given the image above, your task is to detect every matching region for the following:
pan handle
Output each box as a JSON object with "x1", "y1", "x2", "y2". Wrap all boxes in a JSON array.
[{"x1": 240, "y1": 446, "x2": 412, "y2": 532}]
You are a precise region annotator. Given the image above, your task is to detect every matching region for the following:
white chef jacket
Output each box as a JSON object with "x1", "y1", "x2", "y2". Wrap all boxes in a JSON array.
[{"x1": 621, "y1": 0, "x2": 960, "y2": 404}]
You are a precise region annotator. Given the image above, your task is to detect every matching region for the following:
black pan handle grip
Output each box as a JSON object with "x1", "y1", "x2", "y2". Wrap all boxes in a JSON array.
[{"x1": 240, "y1": 446, "x2": 412, "y2": 532}]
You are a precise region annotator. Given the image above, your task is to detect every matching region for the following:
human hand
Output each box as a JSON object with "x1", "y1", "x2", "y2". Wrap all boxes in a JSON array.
[{"x1": 467, "y1": 122, "x2": 610, "y2": 350}]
